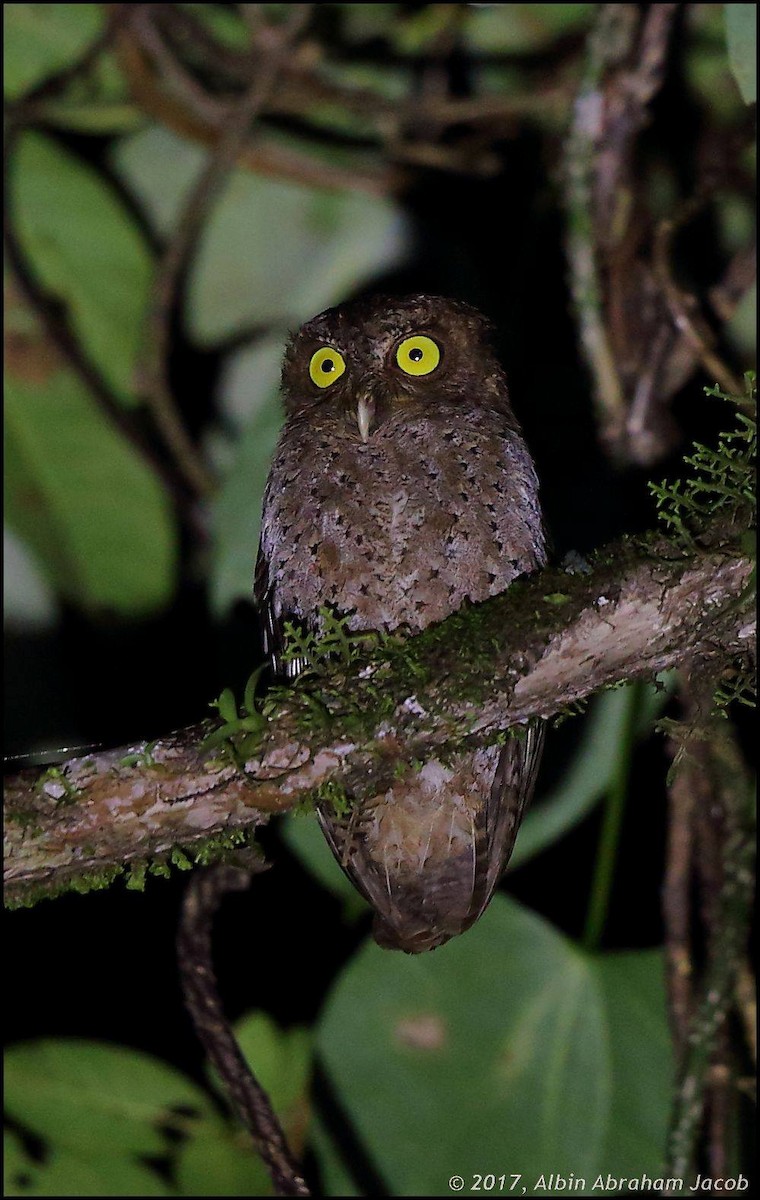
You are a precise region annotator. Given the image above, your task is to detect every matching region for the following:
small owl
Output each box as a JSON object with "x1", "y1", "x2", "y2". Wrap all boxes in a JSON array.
[{"x1": 255, "y1": 294, "x2": 546, "y2": 953}]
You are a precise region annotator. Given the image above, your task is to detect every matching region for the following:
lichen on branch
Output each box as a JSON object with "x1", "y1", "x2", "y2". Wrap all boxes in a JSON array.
[{"x1": 4, "y1": 520, "x2": 753, "y2": 909}]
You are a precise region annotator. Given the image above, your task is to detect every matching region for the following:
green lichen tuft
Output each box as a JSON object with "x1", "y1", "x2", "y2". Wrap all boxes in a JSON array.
[
  {"x1": 551, "y1": 697, "x2": 590, "y2": 728},
  {"x1": 190, "y1": 826, "x2": 254, "y2": 867},
  {"x1": 119, "y1": 741, "x2": 159, "y2": 769},
  {"x1": 649, "y1": 375, "x2": 756, "y2": 550},
  {"x1": 125, "y1": 860, "x2": 148, "y2": 891},
  {"x1": 314, "y1": 778, "x2": 353, "y2": 817},
  {"x1": 712, "y1": 659, "x2": 757, "y2": 716},
  {"x1": 6, "y1": 864, "x2": 124, "y2": 910},
  {"x1": 36, "y1": 765, "x2": 81, "y2": 805}
]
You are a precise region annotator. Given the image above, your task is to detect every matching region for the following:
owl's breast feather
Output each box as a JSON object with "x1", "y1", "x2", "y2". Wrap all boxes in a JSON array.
[{"x1": 262, "y1": 411, "x2": 545, "y2": 633}]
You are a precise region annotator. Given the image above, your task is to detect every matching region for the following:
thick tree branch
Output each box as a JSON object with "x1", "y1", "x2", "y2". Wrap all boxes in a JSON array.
[{"x1": 4, "y1": 528, "x2": 753, "y2": 908}]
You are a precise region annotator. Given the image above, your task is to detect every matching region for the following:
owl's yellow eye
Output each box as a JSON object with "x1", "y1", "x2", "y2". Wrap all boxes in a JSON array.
[
  {"x1": 309, "y1": 346, "x2": 346, "y2": 389},
  {"x1": 395, "y1": 334, "x2": 441, "y2": 377}
]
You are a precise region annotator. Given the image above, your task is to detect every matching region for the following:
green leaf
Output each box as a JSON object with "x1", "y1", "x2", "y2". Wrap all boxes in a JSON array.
[
  {"x1": 725, "y1": 4, "x2": 757, "y2": 103},
  {"x1": 315, "y1": 897, "x2": 671, "y2": 1196},
  {"x1": 175, "y1": 1131, "x2": 274, "y2": 1198},
  {"x1": 595, "y1": 952, "x2": 673, "y2": 1178},
  {"x1": 12, "y1": 133, "x2": 153, "y2": 405},
  {"x1": 231, "y1": 1012, "x2": 311, "y2": 1122},
  {"x1": 316, "y1": 897, "x2": 608, "y2": 1194},
  {"x1": 112, "y1": 126, "x2": 410, "y2": 345},
  {"x1": 4, "y1": 4, "x2": 105, "y2": 100},
  {"x1": 4, "y1": 1129, "x2": 33, "y2": 1197},
  {"x1": 464, "y1": 4, "x2": 594, "y2": 54},
  {"x1": 31, "y1": 52, "x2": 143, "y2": 135},
  {"x1": 4, "y1": 1040, "x2": 221, "y2": 1157},
  {"x1": 5, "y1": 340, "x2": 176, "y2": 616},
  {"x1": 6, "y1": 1144, "x2": 171, "y2": 1197}
]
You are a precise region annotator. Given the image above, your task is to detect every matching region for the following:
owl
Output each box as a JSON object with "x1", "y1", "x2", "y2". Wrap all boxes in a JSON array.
[{"x1": 255, "y1": 294, "x2": 547, "y2": 953}]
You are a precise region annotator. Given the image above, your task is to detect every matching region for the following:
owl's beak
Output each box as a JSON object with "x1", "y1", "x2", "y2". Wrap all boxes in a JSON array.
[{"x1": 356, "y1": 394, "x2": 375, "y2": 443}]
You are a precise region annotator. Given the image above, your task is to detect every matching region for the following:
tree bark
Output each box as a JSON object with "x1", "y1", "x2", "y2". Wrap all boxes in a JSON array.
[{"x1": 4, "y1": 528, "x2": 753, "y2": 908}]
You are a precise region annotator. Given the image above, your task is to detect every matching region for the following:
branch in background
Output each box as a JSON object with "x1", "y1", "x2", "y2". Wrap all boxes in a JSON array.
[
  {"x1": 135, "y1": 4, "x2": 311, "y2": 500},
  {"x1": 654, "y1": 205, "x2": 746, "y2": 400},
  {"x1": 123, "y1": 2, "x2": 569, "y2": 181},
  {"x1": 735, "y1": 961, "x2": 757, "y2": 1072},
  {"x1": 663, "y1": 727, "x2": 697, "y2": 1059},
  {"x1": 564, "y1": 4, "x2": 755, "y2": 468},
  {"x1": 177, "y1": 862, "x2": 311, "y2": 1197},
  {"x1": 112, "y1": 0, "x2": 580, "y2": 196},
  {"x1": 114, "y1": 30, "x2": 403, "y2": 195},
  {"x1": 564, "y1": 3, "x2": 678, "y2": 464},
  {"x1": 4, "y1": 527, "x2": 753, "y2": 907},
  {"x1": 665, "y1": 709, "x2": 755, "y2": 1183}
]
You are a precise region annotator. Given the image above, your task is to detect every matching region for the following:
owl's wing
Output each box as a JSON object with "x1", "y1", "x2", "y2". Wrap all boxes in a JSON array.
[
  {"x1": 254, "y1": 542, "x2": 384, "y2": 913},
  {"x1": 254, "y1": 544, "x2": 308, "y2": 680},
  {"x1": 316, "y1": 725, "x2": 545, "y2": 954},
  {"x1": 256, "y1": 541, "x2": 544, "y2": 954},
  {"x1": 482, "y1": 720, "x2": 545, "y2": 900}
]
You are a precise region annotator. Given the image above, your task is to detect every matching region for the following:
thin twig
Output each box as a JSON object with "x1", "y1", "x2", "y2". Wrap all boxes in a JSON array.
[
  {"x1": 137, "y1": 4, "x2": 312, "y2": 499},
  {"x1": 132, "y1": 4, "x2": 227, "y2": 125},
  {"x1": 709, "y1": 241, "x2": 757, "y2": 325},
  {"x1": 115, "y1": 17, "x2": 403, "y2": 195},
  {"x1": 706, "y1": 1054, "x2": 734, "y2": 1186},
  {"x1": 663, "y1": 744, "x2": 696, "y2": 1059},
  {"x1": 735, "y1": 961, "x2": 757, "y2": 1067},
  {"x1": 654, "y1": 213, "x2": 746, "y2": 399},
  {"x1": 177, "y1": 863, "x2": 311, "y2": 1197},
  {"x1": 151, "y1": 1, "x2": 570, "y2": 131}
]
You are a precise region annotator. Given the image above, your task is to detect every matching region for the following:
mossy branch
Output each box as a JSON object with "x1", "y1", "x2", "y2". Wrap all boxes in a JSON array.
[{"x1": 4, "y1": 523, "x2": 753, "y2": 909}]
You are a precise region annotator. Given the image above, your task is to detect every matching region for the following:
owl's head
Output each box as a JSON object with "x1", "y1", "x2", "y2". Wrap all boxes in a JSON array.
[{"x1": 281, "y1": 294, "x2": 509, "y2": 440}]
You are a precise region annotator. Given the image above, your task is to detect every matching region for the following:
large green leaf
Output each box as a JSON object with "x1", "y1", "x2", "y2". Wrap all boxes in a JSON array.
[
  {"x1": 4, "y1": 4, "x2": 104, "y2": 100},
  {"x1": 725, "y1": 4, "x2": 757, "y2": 104},
  {"x1": 5, "y1": 1136, "x2": 170, "y2": 1197},
  {"x1": 112, "y1": 126, "x2": 410, "y2": 345},
  {"x1": 315, "y1": 897, "x2": 672, "y2": 1196},
  {"x1": 4, "y1": 347, "x2": 176, "y2": 616},
  {"x1": 594, "y1": 952, "x2": 673, "y2": 1178},
  {"x1": 12, "y1": 133, "x2": 153, "y2": 404},
  {"x1": 4, "y1": 1040, "x2": 221, "y2": 1157}
]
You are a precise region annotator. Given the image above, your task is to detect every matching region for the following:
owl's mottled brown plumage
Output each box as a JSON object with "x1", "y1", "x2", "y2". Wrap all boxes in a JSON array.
[{"x1": 255, "y1": 294, "x2": 546, "y2": 952}]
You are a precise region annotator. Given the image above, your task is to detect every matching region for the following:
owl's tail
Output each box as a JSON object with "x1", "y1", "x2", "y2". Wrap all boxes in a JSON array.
[{"x1": 372, "y1": 913, "x2": 472, "y2": 954}]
